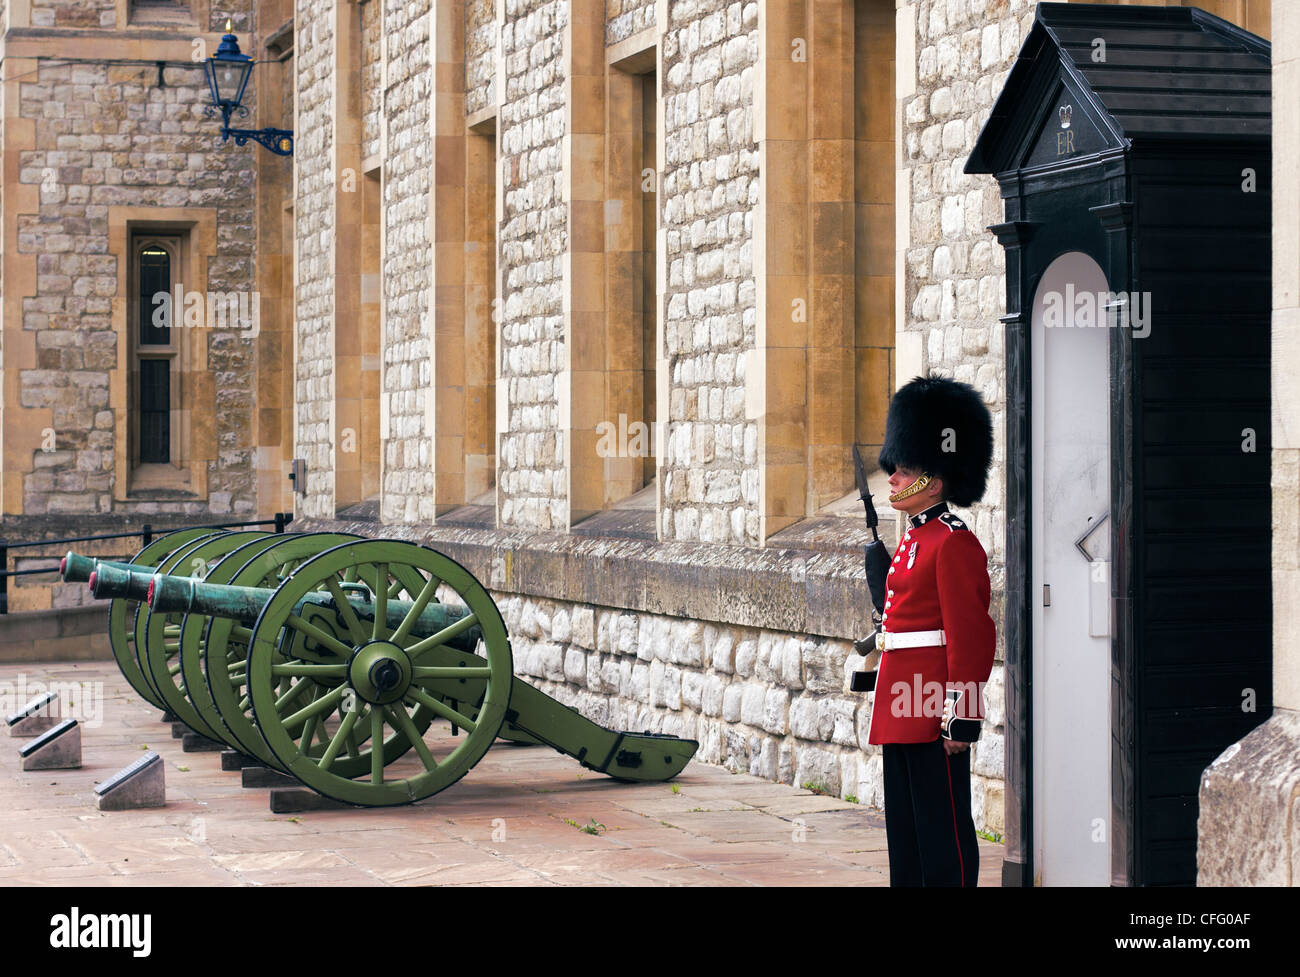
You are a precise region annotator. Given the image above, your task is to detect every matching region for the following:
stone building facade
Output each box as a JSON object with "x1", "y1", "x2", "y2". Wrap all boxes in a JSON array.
[
  {"x1": 290, "y1": 0, "x2": 997, "y2": 827},
  {"x1": 5, "y1": 0, "x2": 1299, "y2": 879},
  {"x1": 0, "y1": 0, "x2": 297, "y2": 612}
]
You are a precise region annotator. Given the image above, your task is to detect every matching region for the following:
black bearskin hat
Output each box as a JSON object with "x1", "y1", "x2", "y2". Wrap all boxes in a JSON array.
[{"x1": 878, "y1": 374, "x2": 993, "y2": 508}]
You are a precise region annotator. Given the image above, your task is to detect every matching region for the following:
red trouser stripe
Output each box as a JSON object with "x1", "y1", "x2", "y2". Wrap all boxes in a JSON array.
[{"x1": 943, "y1": 749, "x2": 966, "y2": 887}]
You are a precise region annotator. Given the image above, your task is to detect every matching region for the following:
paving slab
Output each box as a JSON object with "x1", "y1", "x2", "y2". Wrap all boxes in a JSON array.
[{"x1": 0, "y1": 661, "x2": 1002, "y2": 886}]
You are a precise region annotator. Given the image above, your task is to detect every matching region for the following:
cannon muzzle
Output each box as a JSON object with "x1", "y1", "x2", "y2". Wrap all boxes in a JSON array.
[
  {"x1": 88, "y1": 564, "x2": 157, "y2": 602},
  {"x1": 62, "y1": 550, "x2": 145, "y2": 584}
]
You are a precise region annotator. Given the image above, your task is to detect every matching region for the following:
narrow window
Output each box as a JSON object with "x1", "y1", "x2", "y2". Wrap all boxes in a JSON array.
[{"x1": 131, "y1": 236, "x2": 181, "y2": 471}]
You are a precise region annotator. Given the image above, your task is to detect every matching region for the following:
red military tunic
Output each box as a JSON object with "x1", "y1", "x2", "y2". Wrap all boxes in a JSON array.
[{"x1": 866, "y1": 501, "x2": 996, "y2": 744}]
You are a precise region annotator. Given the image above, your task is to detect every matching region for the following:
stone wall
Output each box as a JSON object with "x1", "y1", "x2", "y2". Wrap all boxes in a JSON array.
[
  {"x1": 360, "y1": 0, "x2": 384, "y2": 161},
  {"x1": 605, "y1": 0, "x2": 653, "y2": 45},
  {"x1": 293, "y1": 2, "x2": 337, "y2": 519},
  {"x1": 496, "y1": 0, "x2": 567, "y2": 530},
  {"x1": 29, "y1": 0, "x2": 115, "y2": 28},
  {"x1": 24, "y1": 0, "x2": 254, "y2": 29},
  {"x1": 16, "y1": 57, "x2": 258, "y2": 516},
  {"x1": 284, "y1": 0, "x2": 1016, "y2": 833},
  {"x1": 379, "y1": 0, "x2": 434, "y2": 523},
  {"x1": 659, "y1": 1, "x2": 759, "y2": 545},
  {"x1": 465, "y1": 0, "x2": 497, "y2": 117},
  {"x1": 211, "y1": 3, "x2": 254, "y2": 31},
  {"x1": 901, "y1": 0, "x2": 1020, "y2": 563}
]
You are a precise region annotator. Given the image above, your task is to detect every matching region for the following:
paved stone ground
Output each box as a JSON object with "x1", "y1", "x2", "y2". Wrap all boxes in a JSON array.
[{"x1": 0, "y1": 662, "x2": 1000, "y2": 886}]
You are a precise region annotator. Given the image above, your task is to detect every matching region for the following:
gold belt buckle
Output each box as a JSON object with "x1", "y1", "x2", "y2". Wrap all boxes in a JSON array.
[{"x1": 875, "y1": 630, "x2": 886, "y2": 653}]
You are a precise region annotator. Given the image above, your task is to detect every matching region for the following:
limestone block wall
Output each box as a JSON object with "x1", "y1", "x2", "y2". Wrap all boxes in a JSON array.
[
  {"x1": 497, "y1": 584, "x2": 1001, "y2": 833},
  {"x1": 379, "y1": 0, "x2": 435, "y2": 524},
  {"x1": 659, "y1": 0, "x2": 759, "y2": 545},
  {"x1": 29, "y1": 0, "x2": 115, "y2": 29},
  {"x1": 294, "y1": 1, "x2": 337, "y2": 519},
  {"x1": 465, "y1": 0, "x2": 498, "y2": 118},
  {"x1": 900, "y1": 0, "x2": 1019, "y2": 563},
  {"x1": 496, "y1": 0, "x2": 567, "y2": 530},
  {"x1": 605, "y1": 0, "x2": 653, "y2": 45},
  {"x1": 360, "y1": 0, "x2": 384, "y2": 161},
  {"x1": 12, "y1": 56, "x2": 258, "y2": 516}
]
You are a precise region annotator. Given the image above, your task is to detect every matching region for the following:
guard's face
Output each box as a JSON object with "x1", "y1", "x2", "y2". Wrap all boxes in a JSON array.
[
  {"x1": 888, "y1": 465, "x2": 942, "y2": 513},
  {"x1": 888, "y1": 465, "x2": 919, "y2": 498}
]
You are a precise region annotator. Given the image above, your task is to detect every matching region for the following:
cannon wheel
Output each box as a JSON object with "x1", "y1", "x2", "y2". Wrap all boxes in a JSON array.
[
  {"x1": 247, "y1": 539, "x2": 513, "y2": 806},
  {"x1": 199, "y1": 532, "x2": 435, "y2": 778},
  {"x1": 177, "y1": 532, "x2": 346, "y2": 756},
  {"x1": 139, "y1": 530, "x2": 273, "y2": 742},
  {"x1": 108, "y1": 529, "x2": 225, "y2": 711},
  {"x1": 130, "y1": 532, "x2": 244, "y2": 705},
  {"x1": 186, "y1": 532, "x2": 363, "y2": 769}
]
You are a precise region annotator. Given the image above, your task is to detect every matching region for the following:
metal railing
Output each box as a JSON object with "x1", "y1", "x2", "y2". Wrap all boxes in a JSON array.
[{"x1": 0, "y1": 512, "x2": 293, "y2": 614}]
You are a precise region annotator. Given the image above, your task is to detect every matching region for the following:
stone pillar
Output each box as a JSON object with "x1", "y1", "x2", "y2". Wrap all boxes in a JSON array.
[
  {"x1": 294, "y1": 0, "x2": 339, "y2": 520},
  {"x1": 1197, "y1": 0, "x2": 1300, "y2": 886},
  {"x1": 429, "y1": 0, "x2": 470, "y2": 515}
]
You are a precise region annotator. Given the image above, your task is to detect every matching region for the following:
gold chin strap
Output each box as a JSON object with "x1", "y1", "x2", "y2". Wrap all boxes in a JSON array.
[{"x1": 888, "y1": 472, "x2": 932, "y2": 503}]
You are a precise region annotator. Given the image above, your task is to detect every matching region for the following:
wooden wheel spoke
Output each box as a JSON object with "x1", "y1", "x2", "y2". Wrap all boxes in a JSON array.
[
  {"x1": 318, "y1": 707, "x2": 361, "y2": 772},
  {"x1": 370, "y1": 563, "x2": 388, "y2": 641},
  {"x1": 300, "y1": 710, "x2": 320, "y2": 756},
  {"x1": 407, "y1": 686, "x2": 477, "y2": 733},
  {"x1": 385, "y1": 704, "x2": 437, "y2": 771},
  {"x1": 271, "y1": 663, "x2": 347, "y2": 679},
  {"x1": 284, "y1": 613, "x2": 355, "y2": 659},
  {"x1": 273, "y1": 676, "x2": 312, "y2": 712},
  {"x1": 324, "y1": 577, "x2": 369, "y2": 644},
  {"x1": 406, "y1": 613, "x2": 480, "y2": 659},
  {"x1": 369, "y1": 707, "x2": 385, "y2": 785},
  {"x1": 391, "y1": 573, "x2": 441, "y2": 645},
  {"x1": 282, "y1": 684, "x2": 344, "y2": 729},
  {"x1": 411, "y1": 665, "x2": 492, "y2": 680},
  {"x1": 346, "y1": 706, "x2": 367, "y2": 758}
]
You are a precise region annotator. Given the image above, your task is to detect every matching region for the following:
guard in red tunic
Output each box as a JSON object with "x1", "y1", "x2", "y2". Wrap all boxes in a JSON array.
[{"x1": 867, "y1": 374, "x2": 996, "y2": 887}]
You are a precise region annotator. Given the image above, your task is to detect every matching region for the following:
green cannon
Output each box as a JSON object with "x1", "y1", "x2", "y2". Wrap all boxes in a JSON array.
[
  {"x1": 91, "y1": 563, "x2": 483, "y2": 652},
  {"x1": 67, "y1": 532, "x2": 698, "y2": 807}
]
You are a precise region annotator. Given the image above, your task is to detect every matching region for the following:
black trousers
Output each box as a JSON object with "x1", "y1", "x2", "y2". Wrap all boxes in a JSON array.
[{"x1": 882, "y1": 737, "x2": 979, "y2": 886}]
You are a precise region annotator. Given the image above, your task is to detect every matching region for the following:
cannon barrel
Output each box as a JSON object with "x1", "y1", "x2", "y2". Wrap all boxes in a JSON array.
[
  {"x1": 147, "y1": 573, "x2": 273, "y2": 622},
  {"x1": 62, "y1": 550, "x2": 144, "y2": 584},
  {"x1": 88, "y1": 564, "x2": 156, "y2": 601},
  {"x1": 144, "y1": 571, "x2": 483, "y2": 649}
]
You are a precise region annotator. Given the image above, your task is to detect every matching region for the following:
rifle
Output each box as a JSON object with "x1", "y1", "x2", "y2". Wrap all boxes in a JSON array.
[{"x1": 850, "y1": 444, "x2": 890, "y2": 693}]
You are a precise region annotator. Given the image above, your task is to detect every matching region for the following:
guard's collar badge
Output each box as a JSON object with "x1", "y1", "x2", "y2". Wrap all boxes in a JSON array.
[{"x1": 910, "y1": 501, "x2": 949, "y2": 528}]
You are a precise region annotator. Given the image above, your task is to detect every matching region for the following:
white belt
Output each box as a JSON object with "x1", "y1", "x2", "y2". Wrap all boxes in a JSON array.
[{"x1": 876, "y1": 629, "x2": 946, "y2": 651}]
